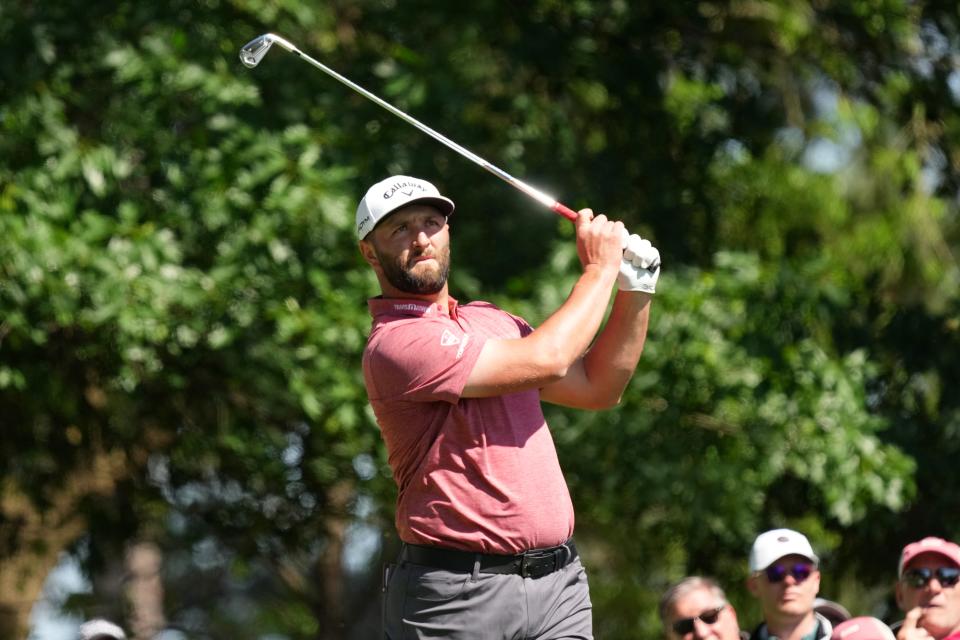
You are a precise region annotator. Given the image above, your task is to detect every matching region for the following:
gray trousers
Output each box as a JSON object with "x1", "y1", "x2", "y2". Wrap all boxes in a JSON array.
[{"x1": 382, "y1": 554, "x2": 593, "y2": 639}]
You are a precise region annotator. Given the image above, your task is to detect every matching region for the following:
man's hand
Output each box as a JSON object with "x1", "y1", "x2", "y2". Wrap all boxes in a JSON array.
[
  {"x1": 617, "y1": 233, "x2": 661, "y2": 293},
  {"x1": 897, "y1": 608, "x2": 934, "y2": 640},
  {"x1": 576, "y1": 209, "x2": 626, "y2": 275}
]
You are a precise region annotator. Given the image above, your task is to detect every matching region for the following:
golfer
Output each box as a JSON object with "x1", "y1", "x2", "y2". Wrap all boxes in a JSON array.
[{"x1": 358, "y1": 175, "x2": 659, "y2": 639}]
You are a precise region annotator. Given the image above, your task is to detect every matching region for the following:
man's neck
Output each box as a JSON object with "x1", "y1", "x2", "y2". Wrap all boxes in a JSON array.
[
  {"x1": 764, "y1": 611, "x2": 817, "y2": 640},
  {"x1": 379, "y1": 284, "x2": 448, "y2": 309},
  {"x1": 385, "y1": 291, "x2": 447, "y2": 309}
]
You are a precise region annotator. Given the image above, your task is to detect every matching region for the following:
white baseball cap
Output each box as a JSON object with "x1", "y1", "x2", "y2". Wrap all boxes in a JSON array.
[
  {"x1": 749, "y1": 528, "x2": 819, "y2": 572},
  {"x1": 355, "y1": 175, "x2": 455, "y2": 240},
  {"x1": 78, "y1": 619, "x2": 127, "y2": 640}
]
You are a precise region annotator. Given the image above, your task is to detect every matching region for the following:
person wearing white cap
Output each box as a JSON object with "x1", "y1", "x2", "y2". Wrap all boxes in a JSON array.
[
  {"x1": 894, "y1": 536, "x2": 960, "y2": 640},
  {"x1": 356, "y1": 175, "x2": 660, "y2": 639},
  {"x1": 78, "y1": 618, "x2": 127, "y2": 640},
  {"x1": 746, "y1": 528, "x2": 832, "y2": 640}
]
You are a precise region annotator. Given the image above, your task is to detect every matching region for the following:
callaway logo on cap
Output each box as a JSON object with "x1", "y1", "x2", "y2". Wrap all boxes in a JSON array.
[{"x1": 355, "y1": 175, "x2": 455, "y2": 240}]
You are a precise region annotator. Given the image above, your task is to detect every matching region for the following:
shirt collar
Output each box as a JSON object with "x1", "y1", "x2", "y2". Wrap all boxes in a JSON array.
[
  {"x1": 368, "y1": 296, "x2": 459, "y2": 320},
  {"x1": 756, "y1": 613, "x2": 829, "y2": 640}
]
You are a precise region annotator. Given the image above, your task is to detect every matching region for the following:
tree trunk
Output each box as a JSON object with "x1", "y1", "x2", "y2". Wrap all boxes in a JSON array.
[
  {"x1": 0, "y1": 449, "x2": 126, "y2": 639},
  {"x1": 126, "y1": 541, "x2": 166, "y2": 640},
  {"x1": 317, "y1": 480, "x2": 352, "y2": 640},
  {"x1": 274, "y1": 480, "x2": 354, "y2": 640}
]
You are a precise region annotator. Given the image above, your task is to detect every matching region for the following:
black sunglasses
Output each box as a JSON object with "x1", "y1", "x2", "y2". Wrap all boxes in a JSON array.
[
  {"x1": 672, "y1": 605, "x2": 726, "y2": 635},
  {"x1": 763, "y1": 562, "x2": 814, "y2": 584},
  {"x1": 901, "y1": 567, "x2": 960, "y2": 589}
]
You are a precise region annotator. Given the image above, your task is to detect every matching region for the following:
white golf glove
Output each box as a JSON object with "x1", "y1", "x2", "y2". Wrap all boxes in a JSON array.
[{"x1": 617, "y1": 233, "x2": 661, "y2": 293}]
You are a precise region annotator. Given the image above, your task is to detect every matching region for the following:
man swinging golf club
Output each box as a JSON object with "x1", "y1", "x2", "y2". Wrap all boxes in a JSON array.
[
  {"x1": 239, "y1": 33, "x2": 660, "y2": 637},
  {"x1": 358, "y1": 175, "x2": 660, "y2": 639}
]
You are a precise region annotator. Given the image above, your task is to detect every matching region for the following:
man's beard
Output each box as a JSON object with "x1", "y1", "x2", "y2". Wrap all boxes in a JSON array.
[{"x1": 378, "y1": 245, "x2": 450, "y2": 295}]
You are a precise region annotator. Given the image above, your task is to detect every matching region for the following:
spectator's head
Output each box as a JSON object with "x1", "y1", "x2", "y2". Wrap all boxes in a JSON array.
[
  {"x1": 895, "y1": 536, "x2": 960, "y2": 639},
  {"x1": 830, "y1": 616, "x2": 895, "y2": 640},
  {"x1": 78, "y1": 618, "x2": 126, "y2": 640},
  {"x1": 814, "y1": 597, "x2": 852, "y2": 627},
  {"x1": 747, "y1": 529, "x2": 821, "y2": 625},
  {"x1": 659, "y1": 576, "x2": 743, "y2": 640}
]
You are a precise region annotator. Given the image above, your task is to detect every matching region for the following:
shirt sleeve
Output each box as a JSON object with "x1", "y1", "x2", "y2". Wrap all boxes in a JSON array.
[{"x1": 364, "y1": 319, "x2": 486, "y2": 404}]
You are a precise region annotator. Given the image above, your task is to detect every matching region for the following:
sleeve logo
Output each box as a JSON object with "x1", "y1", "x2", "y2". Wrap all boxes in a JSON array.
[
  {"x1": 440, "y1": 329, "x2": 469, "y2": 359},
  {"x1": 440, "y1": 329, "x2": 461, "y2": 347}
]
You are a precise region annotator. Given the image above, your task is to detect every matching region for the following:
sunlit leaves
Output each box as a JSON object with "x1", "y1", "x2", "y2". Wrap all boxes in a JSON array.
[{"x1": 3, "y1": 0, "x2": 959, "y2": 637}]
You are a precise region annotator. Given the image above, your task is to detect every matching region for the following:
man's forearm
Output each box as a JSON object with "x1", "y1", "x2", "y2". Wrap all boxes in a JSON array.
[
  {"x1": 529, "y1": 264, "x2": 621, "y2": 372},
  {"x1": 580, "y1": 291, "x2": 651, "y2": 404},
  {"x1": 463, "y1": 264, "x2": 620, "y2": 398}
]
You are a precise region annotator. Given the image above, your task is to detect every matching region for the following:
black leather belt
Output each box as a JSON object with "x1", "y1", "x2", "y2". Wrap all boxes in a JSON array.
[{"x1": 401, "y1": 540, "x2": 578, "y2": 580}]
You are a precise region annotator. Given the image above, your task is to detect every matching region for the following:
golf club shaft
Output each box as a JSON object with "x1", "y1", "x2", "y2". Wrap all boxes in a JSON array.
[{"x1": 240, "y1": 34, "x2": 579, "y2": 221}]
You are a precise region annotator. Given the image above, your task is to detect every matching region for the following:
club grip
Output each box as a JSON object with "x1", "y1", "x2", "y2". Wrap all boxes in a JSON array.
[
  {"x1": 551, "y1": 202, "x2": 579, "y2": 221},
  {"x1": 554, "y1": 202, "x2": 632, "y2": 249}
]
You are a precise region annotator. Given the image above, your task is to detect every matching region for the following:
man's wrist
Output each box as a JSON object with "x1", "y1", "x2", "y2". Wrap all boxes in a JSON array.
[
  {"x1": 583, "y1": 263, "x2": 620, "y2": 281},
  {"x1": 617, "y1": 289, "x2": 653, "y2": 299}
]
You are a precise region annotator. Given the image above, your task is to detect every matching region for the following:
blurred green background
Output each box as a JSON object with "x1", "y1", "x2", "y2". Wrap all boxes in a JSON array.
[{"x1": 2, "y1": 0, "x2": 959, "y2": 638}]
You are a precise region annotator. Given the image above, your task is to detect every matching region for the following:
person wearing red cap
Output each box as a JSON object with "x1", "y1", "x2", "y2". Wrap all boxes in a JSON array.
[
  {"x1": 831, "y1": 617, "x2": 896, "y2": 640},
  {"x1": 356, "y1": 176, "x2": 660, "y2": 639},
  {"x1": 895, "y1": 537, "x2": 960, "y2": 640}
]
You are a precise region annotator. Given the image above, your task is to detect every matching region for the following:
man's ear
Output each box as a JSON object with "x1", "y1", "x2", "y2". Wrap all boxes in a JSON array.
[
  {"x1": 359, "y1": 239, "x2": 380, "y2": 268},
  {"x1": 894, "y1": 580, "x2": 905, "y2": 610},
  {"x1": 746, "y1": 575, "x2": 759, "y2": 597}
]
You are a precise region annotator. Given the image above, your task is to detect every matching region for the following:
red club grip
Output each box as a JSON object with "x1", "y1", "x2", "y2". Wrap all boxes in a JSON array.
[{"x1": 551, "y1": 202, "x2": 579, "y2": 221}]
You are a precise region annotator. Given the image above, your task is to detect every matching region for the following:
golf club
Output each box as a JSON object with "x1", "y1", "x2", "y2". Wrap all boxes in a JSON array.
[{"x1": 239, "y1": 33, "x2": 579, "y2": 221}]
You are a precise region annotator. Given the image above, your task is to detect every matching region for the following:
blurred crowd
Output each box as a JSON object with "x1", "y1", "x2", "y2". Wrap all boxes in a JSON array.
[
  {"x1": 74, "y1": 529, "x2": 960, "y2": 639},
  {"x1": 660, "y1": 530, "x2": 960, "y2": 640}
]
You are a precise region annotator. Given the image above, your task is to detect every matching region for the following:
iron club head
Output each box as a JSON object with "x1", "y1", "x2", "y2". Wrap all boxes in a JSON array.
[{"x1": 239, "y1": 34, "x2": 277, "y2": 68}]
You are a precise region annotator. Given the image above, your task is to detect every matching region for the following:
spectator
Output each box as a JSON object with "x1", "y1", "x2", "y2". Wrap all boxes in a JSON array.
[
  {"x1": 78, "y1": 618, "x2": 126, "y2": 640},
  {"x1": 746, "y1": 528, "x2": 833, "y2": 640},
  {"x1": 832, "y1": 617, "x2": 896, "y2": 640},
  {"x1": 815, "y1": 598, "x2": 853, "y2": 627},
  {"x1": 659, "y1": 576, "x2": 748, "y2": 640},
  {"x1": 894, "y1": 536, "x2": 960, "y2": 640}
]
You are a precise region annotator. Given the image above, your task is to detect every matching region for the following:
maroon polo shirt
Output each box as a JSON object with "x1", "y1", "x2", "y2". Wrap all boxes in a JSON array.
[{"x1": 362, "y1": 296, "x2": 575, "y2": 554}]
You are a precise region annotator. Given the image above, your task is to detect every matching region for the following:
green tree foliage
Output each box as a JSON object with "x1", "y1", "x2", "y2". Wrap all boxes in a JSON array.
[
  {"x1": 1, "y1": 0, "x2": 958, "y2": 638},
  {"x1": 1, "y1": 1, "x2": 386, "y2": 636}
]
